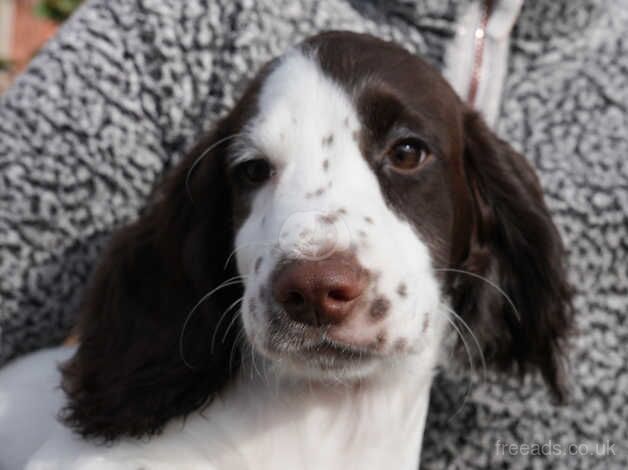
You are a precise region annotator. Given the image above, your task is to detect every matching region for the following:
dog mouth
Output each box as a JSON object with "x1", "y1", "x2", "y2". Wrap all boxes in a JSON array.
[{"x1": 258, "y1": 321, "x2": 383, "y2": 375}]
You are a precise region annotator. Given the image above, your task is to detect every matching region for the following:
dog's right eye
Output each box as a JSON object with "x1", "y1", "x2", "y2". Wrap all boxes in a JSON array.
[{"x1": 233, "y1": 159, "x2": 274, "y2": 186}]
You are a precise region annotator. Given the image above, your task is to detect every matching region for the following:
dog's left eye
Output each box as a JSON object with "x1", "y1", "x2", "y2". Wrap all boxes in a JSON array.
[
  {"x1": 386, "y1": 139, "x2": 430, "y2": 172},
  {"x1": 233, "y1": 159, "x2": 273, "y2": 186}
]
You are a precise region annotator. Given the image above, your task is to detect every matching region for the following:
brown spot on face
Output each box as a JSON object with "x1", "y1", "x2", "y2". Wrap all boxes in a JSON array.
[
  {"x1": 394, "y1": 338, "x2": 407, "y2": 352},
  {"x1": 322, "y1": 133, "x2": 334, "y2": 147},
  {"x1": 322, "y1": 159, "x2": 329, "y2": 171},
  {"x1": 397, "y1": 282, "x2": 407, "y2": 297},
  {"x1": 370, "y1": 296, "x2": 390, "y2": 320},
  {"x1": 375, "y1": 331, "x2": 386, "y2": 347},
  {"x1": 254, "y1": 257, "x2": 263, "y2": 273},
  {"x1": 422, "y1": 314, "x2": 430, "y2": 333},
  {"x1": 364, "y1": 216, "x2": 374, "y2": 224}
]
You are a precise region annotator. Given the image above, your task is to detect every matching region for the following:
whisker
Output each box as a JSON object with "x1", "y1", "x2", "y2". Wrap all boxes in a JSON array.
[
  {"x1": 438, "y1": 306, "x2": 475, "y2": 422},
  {"x1": 220, "y1": 300, "x2": 245, "y2": 344},
  {"x1": 440, "y1": 303, "x2": 487, "y2": 382},
  {"x1": 185, "y1": 133, "x2": 245, "y2": 203},
  {"x1": 434, "y1": 267, "x2": 521, "y2": 322},
  {"x1": 228, "y1": 328, "x2": 246, "y2": 374},
  {"x1": 179, "y1": 276, "x2": 248, "y2": 369},
  {"x1": 210, "y1": 297, "x2": 244, "y2": 354}
]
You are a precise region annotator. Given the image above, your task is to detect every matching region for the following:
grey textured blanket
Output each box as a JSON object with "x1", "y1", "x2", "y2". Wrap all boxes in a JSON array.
[{"x1": 0, "y1": 0, "x2": 626, "y2": 468}]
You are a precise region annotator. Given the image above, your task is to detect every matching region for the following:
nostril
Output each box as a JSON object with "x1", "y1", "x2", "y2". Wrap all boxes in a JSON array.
[
  {"x1": 285, "y1": 291, "x2": 306, "y2": 306},
  {"x1": 328, "y1": 288, "x2": 354, "y2": 302}
]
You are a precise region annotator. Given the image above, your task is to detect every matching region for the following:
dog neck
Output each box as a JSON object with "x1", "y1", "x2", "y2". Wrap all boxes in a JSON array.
[{"x1": 181, "y1": 352, "x2": 437, "y2": 470}]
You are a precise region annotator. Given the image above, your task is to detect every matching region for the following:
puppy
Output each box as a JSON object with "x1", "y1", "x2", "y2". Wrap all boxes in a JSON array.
[{"x1": 0, "y1": 31, "x2": 572, "y2": 470}]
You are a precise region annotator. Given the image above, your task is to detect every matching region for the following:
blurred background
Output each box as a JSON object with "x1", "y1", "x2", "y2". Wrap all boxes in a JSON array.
[{"x1": 0, "y1": 0, "x2": 81, "y2": 93}]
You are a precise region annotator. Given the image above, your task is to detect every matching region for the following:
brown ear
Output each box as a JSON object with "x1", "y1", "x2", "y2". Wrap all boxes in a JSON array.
[
  {"x1": 451, "y1": 111, "x2": 574, "y2": 401},
  {"x1": 60, "y1": 120, "x2": 245, "y2": 441}
]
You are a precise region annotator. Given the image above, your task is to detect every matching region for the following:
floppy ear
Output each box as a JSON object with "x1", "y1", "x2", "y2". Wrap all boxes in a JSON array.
[
  {"x1": 61, "y1": 117, "x2": 246, "y2": 441},
  {"x1": 452, "y1": 111, "x2": 574, "y2": 401}
]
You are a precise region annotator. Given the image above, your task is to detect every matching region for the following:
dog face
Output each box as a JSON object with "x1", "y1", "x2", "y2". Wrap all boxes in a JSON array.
[
  {"x1": 230, "y1": 47, "x2": 458, "y2": 380},
  {"x1": 61, "y1": 32, "x2": 573, "y2": 441}
]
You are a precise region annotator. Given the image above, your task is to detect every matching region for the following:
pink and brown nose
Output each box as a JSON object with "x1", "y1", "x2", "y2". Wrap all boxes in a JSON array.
[{"x1": 272, "y1": 256, "x2": 368, "y2": 326}]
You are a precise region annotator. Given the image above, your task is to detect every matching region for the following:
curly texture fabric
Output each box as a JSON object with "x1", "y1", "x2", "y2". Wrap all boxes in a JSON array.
[{"x1": 0, "y1": 0, "x2": 626, "y2": 468}]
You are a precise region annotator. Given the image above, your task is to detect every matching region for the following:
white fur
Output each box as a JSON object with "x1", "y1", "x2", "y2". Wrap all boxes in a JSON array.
[{"x1": 0, "y1": 51, "x2": 450, "y2": 469}]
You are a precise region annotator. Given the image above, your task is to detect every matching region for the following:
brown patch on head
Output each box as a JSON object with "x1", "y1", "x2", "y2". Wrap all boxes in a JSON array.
[
  {"x1": 254, "y1": 257, "x2": 263, "y2": 273},
  {"x1": 397, "y1": 282, "x2": 407, "y2": 297},
  {"x1": 422, "y1": 314, "x2": 429, "y2": 333},
  {"x1": 369, "y1": 296, "x2": 390, "y2": 320},
  {"x1": 322, "y1": 133, "x2": 334, "y2": 147},
  {"x1": 322, "y1": 159, "x2": 329, "y2": 171},
  {"x1": 303, "y1": 31, "x2": 461, "y2": 269}
]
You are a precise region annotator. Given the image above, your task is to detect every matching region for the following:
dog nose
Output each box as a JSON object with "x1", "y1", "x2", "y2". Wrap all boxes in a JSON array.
[{"x1": 272, "y1": 256, "x2": 367, "y2": 326}]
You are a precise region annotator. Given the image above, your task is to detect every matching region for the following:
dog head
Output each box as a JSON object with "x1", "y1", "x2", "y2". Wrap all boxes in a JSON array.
[{"x1": 62, "y1": 31, "x2": 573, "y2": 440}]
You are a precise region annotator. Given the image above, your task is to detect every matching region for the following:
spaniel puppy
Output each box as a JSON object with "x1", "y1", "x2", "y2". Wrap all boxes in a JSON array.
[{"x1": 0, "y1": 31, "x2": 573, "y2": 470}]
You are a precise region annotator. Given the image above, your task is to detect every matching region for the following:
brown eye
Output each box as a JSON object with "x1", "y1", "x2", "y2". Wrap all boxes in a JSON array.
[
  {"x1": 234, "y1": 159, "x2": 273, "y2": 186},
  {"x1": 387, "y1": 139, "x2": 430, "y2": 172}
]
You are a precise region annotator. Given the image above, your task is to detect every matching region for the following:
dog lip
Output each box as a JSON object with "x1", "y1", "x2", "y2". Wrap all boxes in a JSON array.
[{"x1": 300, "y1": 339, "x2": 377, "y2": 360}]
